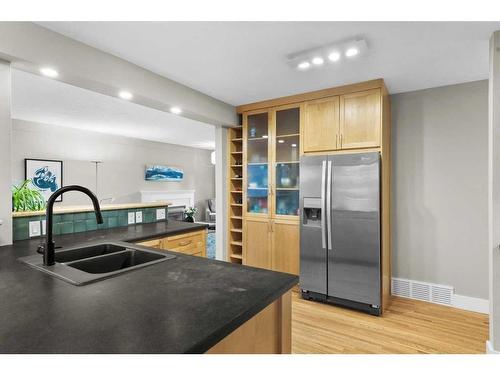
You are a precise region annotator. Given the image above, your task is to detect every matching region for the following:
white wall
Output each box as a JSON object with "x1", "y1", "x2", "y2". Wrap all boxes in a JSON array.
[
  {"x1": 11, "y1": 120, "x2": 215, "y2": 220},
  {"x1": 392, "y1": 80, "x2": 489, "y2": 300},
  {"x1": 0, "y1": 60, "x2": 12, "y2": 246}
]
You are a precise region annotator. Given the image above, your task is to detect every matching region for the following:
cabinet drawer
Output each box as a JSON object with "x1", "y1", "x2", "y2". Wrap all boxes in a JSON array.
[
  {"x1": 136, "y1": 239, "x2": 161, "y2": 249},
  {"x1": 161, "y1": 230, "x2": 206, "y2": 257}
]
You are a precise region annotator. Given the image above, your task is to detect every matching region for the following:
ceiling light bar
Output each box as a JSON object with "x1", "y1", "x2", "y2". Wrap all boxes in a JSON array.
[
  {"x1": 287, "y1": 38, "x2": 368, "y2": 71},
  {"x1": 118, "y1": 91, "x2": 133, "y2": 100},
  {"x1": 40, "y1": 67, "x2": 59, "y2": 78}
]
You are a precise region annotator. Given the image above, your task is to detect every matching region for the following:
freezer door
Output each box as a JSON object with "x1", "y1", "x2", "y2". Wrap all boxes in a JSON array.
[
  {"x1": 299, "y1": 155, "x2": 328, "y2": 294},
  {"x1": 327, "y1": 152, "x2": 381, "y2": 306}
]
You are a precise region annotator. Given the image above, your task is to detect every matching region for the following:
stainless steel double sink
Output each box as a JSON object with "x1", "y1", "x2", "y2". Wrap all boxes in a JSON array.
[{"x1": 19, "y1": 242, "x2": 175, "y2": 285}]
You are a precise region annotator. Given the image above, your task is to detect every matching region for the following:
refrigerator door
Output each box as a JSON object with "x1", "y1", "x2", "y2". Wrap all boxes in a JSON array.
[
  {"x1": 327, "y1": 152, "x2": 381, "y2": 306},
  {"x1": 299, "y1": 155, "x2": 328, "y2": 294}
]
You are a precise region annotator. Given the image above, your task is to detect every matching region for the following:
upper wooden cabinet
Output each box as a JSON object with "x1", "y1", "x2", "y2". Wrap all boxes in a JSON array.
[
  {"x1": 340, "y1": 89, "x2": 381, "y2": 150},
  {"x1": 303, "y1": 97, "x2": 340, "y2": 152},
  {"x1": 302, "y1": 88, "x2": 382, "y2": 153}
]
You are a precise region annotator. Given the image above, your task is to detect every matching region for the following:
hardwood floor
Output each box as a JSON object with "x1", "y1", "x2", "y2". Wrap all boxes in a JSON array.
[{"x1": 292, "y1": 292, "x2": 489, "y2": 354}]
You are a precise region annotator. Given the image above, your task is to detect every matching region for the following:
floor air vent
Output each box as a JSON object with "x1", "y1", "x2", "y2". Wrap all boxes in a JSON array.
[{"x1": 391, "y1": 278, "x2": 453, "y2": 306}]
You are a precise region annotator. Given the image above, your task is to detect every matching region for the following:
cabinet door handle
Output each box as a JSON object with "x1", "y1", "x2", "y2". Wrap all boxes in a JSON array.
[{"x1": 178, "y1": 240, "x2": 192, "y2": 246}]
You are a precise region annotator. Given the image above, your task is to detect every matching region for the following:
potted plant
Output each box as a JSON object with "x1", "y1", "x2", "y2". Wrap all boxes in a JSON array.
[
  {"x1": 184, "y1": 206, "x2": 197, "y2": 223},
  {"x1": 12, "y1": 180, "x2": 46, "y2": 212}
]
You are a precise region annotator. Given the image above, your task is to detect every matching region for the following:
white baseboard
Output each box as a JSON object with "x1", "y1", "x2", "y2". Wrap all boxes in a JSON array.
[
  {"x1": 486, "y1": 340, "x2": 500, "y2": 354},
  {"x1": 452, "y1": 294, "x2": 489, "y2": 314}
]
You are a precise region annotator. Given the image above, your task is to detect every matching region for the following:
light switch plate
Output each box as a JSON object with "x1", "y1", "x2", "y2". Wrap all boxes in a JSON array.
[
  {"x1": 29, "y1": 220, "x2": 41, "y2": 237},
  {"x1": 128, "y1": 212, "x2": 135, "y2": 225},
  {"x1": 156, "y1": 208, "x2": 166, "y2": 220},
  {"x1": 135, "y1": 211, "x2": 143, "y2": 223}
]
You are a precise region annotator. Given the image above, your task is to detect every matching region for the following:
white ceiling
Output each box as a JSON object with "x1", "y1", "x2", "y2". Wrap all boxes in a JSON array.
[
  {"x1": 38, "y1": 21, "x2": 500, "y2": 106},
  {"x1": 11, "y1": 69, "x2": 216, "y2": 150}
]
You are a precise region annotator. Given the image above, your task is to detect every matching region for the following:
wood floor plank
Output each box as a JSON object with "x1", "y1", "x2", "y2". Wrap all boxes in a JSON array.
[{"x1": 291, "y1": 292, "x2": 489, "y2": 354}]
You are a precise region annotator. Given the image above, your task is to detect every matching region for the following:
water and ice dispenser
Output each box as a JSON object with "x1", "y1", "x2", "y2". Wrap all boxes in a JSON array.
[{"x1": 302, "y1": 197, "x2": 322, "y2": 227}]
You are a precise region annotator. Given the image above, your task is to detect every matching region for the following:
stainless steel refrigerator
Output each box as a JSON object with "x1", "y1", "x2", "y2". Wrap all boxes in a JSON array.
[{"x1": 299, "y1": 152, "x2": 381, "y2": 315}]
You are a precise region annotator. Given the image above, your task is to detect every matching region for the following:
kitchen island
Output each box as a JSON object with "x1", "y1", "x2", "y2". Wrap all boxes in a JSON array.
[{"x1": 0, "y1": 220, "x2": 297, "y2": 353}]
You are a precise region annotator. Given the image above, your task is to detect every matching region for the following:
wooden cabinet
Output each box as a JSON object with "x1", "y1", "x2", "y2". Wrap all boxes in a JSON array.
[
  {"x1": 242, "y1": 105, "x2": 301, "y2": 275},
  {"x1": 340, "y1": 89, "x2": 381, "y2": 149},
  {"x1": 302, "y1": 88, "x2": 382, "y2": 153},
  {"x1": 303, "y1": 97, "x2": 340, "y2": 152},
  {"x1": 243, "y1": 218, "x2": 272, "y2": 269},
  {"x1": 272, "y1": 220, "x2": 299, "y2": 275},
  {"x1": 136, "y1": 229, "x2": 207, "y2": 258},
  {"x1": 243, "y1": 217, "x2": 299, "y2": 275}
]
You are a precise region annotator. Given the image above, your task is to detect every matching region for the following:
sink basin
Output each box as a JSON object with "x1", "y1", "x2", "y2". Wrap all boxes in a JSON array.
[
  {"x1": 68, "y1": 249, "x2": 165, "y2": 274},
  {"x1": 19, "y1": 241, "x2": 175, "y2": 285},
  {"x1": 54, "y1": 243, "x2": 125, "y2": 263}
]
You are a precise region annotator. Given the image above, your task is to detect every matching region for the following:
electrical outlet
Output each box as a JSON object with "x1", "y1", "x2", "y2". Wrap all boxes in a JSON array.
[
  {"x1": 29, "y1": 221, "x2": 41, "y2": 237},
  {"x1": 41, "y1": 220, "x2": 46, "y2": 235},
  {"x1": 156, "y1": 208, "x2": 166, "y2": 221},
  {"x1": 128, "y1": 212, "x2": 135, "y2": 225},
  {"x1": 135, "y1": 211, "x2": 143, "y2": 224}
]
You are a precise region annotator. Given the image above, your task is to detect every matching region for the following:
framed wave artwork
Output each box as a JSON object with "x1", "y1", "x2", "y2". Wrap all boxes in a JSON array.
[
  {"x1": 25, "y1": 158, "x2": 64, "y2": 202},
  {"x1": 145, "y1": 165, "x2": 184, "y2": 182}
]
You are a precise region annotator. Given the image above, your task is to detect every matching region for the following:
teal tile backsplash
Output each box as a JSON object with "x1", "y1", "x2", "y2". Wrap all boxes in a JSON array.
[{"x1": 12, "y1": 205, "x2": 169, "y2": 241}]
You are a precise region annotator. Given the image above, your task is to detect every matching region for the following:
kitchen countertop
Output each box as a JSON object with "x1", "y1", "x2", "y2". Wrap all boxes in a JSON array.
[{"x1": 0, "y1": 220, "x2": 298, "y2": 353}]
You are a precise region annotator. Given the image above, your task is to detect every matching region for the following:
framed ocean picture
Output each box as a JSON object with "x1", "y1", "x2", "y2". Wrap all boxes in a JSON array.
[
  {"x1": 145, "y1": 165, "x2": 184, "y2": 182},
  {"x1": 25, "y1": 158, "x2": 64, "y2": 202}
]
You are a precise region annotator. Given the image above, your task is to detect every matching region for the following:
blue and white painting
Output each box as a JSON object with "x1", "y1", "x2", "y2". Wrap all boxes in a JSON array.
[
  {"x1": 145, "y1": 165, "x2": 184, "y2": 181},
  {"x1": 25, "y1": 159, "x2": 63, "y2": 202}
]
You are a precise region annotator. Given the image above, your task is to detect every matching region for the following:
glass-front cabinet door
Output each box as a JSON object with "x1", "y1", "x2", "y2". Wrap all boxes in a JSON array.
[
  {"x1": 245, "y1": 111, "x2": 270, "y2": 215},
  {"x1": 273, "y1": 105, "x2": 300, "y2": 218}
]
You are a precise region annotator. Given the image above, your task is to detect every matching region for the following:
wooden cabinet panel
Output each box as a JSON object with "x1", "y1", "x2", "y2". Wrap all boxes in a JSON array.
[
  {"x1": 161, "y1": 230, "x2": 206, "y2": 257},
  {"x1": 272, "y1": 220, "x2": 299, "y2": 275},
  {"x1": 136, "y1": 229, "x2": 207, "y2": 258},
  {"x1": 340, "y1": 89, "x2": 381, "y2": 149},
  {"x1": 303, "y1": 96, "x2": 340, "y2": 152},
  {"x1": 244, "y1": 218, "x2": 271, "y2": 269}
]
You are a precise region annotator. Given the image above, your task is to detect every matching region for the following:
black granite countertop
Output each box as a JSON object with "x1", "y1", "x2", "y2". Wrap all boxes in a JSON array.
[{"x1": 0, "y1": 221, "x2": 298, "y2": 353}]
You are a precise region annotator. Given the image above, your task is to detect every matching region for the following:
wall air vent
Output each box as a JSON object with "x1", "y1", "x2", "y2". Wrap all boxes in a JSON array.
[{"x1": 391, "y1": 277, "x2": 453, "y2": 306}]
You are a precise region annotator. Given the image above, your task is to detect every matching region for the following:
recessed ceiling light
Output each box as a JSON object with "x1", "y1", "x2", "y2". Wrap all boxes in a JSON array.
[
  {"x1": 291, "y1": 143, "x2": 297, "y2": 148},
  {"x1": 278, "y1": 139, "x2": 285, "y2": 143},
  {"x1": 39, "y1": 67, "x2": 58, "y2": 78},
  {"x1": 297, "y1": 61, "x2": 311, "y2": 70},
  {"x1": 170, "y1": 106, "x2": 182, "y2": 114},
  {"x1": 345, "y1": 48, "x2": 359, "y2": 57},
  {"x1": 311, "y1": 57, "x2": 324, "y2": 65},
  {"x1": 328, "y1": 52, "x2": 341, "y2": 62},
  {"x1": 118, "y1": 91, "x2": 133, "y2": 100}
]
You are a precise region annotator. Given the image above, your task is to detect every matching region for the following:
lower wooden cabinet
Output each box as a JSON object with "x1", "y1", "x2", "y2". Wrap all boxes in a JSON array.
[
  {"x1": 243, "y1": 217, "x2": 299, "y2": 275},
  {"x1": 272, "y1": 220, "x2": 300, "y2": 275},
  {"x1": 136, "y1": 229, "x2": 207, "y2": 258},
  {"x1": 243, "y1": 218, "x2": 272, "y2": 269}
]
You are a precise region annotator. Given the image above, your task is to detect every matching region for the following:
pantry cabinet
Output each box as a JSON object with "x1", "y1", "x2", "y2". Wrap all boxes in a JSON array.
[{"x1": 242, "y1": 105, "x2": 300, "y2": 275}]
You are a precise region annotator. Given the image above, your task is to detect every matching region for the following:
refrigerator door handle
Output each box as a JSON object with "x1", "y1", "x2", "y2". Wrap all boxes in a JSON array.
[
  {"x1": 321, "y1": 160, "x2": 327, "y2": 250},
  {"x1": 326, "y1": 160, "x2": 333, "y2": 251}
]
